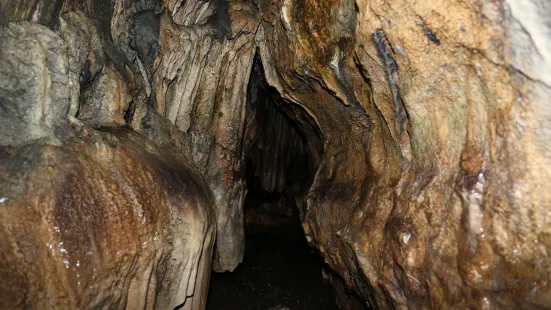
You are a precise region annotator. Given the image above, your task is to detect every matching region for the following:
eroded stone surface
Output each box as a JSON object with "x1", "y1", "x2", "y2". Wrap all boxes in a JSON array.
[
  {"x1": 256, "y1": 0, "x2": 551, "y2": 308},
  {"x1": 1, "y1": 0, "x2": 551, "y2": 309},
  {"x1": 0, "y1": 11, "x2": 215, "y2": 310},
  {"x1": 0, "y1": 21, "x2": 72, "y2": 146},
  {"x1": 0, "y1": 128, "x2": 215, "y2": 310},
  {"x1": 78, "y1": 62, "x2": 131, "y2": 127},
  {"x1": 152, "y1": 1, "x2": 260, "y2": 271}
]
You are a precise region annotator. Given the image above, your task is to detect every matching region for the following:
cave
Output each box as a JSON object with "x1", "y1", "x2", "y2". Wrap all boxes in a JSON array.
[
  {"x1": 206, "y1": 54, "x2": 337, "y2": 309},
  {"x1": 1, "y1": 0, "x2": 551, "y2": 310}
]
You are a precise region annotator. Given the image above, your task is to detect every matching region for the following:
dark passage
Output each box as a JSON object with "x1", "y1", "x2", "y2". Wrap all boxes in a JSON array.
[
  {"x1": 206, "y1": 55, "x2": 335, "y2": 310},
  {"x1": 206, "y1": 208, "x2": 337, "y2": 310}
]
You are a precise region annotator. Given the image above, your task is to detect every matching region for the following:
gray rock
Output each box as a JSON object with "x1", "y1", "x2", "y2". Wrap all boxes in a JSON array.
[
  {"x1": 129, "y1": 94, "x2": 194, "y2": 164},
  {"x1": 59, "y1": 11, "x2": 105, "y2": 117},
  {"x1": 78, "y1": 62, "x2": 131, "y2": 127},
  {"x1": 131, "y1": 10, "x2": 160, "y2": 71},
  {"x1": 0, "y1": 21, "x2": 71, "y2": 146},
  {"x1": 0, "y1": 0, "x2": 62, "y2": 26}
]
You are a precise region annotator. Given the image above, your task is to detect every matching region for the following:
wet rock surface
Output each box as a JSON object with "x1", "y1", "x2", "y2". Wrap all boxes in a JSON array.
[
  {"x1": 1, "y1": 0, "x2": 551, "y2": 309},
  {"x1": 0, "y1": 10, "x2": 216, "y2": 308},
  {"x1": 0, "y1": 21, "x2": 71, "y2": 146},
  {"x1": 0, "y1": 127, "x2": 215, "y2": 309}
]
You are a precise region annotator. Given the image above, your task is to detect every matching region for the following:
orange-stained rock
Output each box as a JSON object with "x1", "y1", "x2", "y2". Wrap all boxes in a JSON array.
[
  {"x1": 254, "y1": 0, "x2": 551, "y2": 308},
  {"x1": 0, "y1": 127, "x2": 215, "y2": 310}
]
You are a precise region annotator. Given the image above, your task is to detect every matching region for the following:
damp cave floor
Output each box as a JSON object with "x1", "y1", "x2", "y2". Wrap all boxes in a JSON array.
[{"x1": 206, "y1": 218, "x2": 338, "y2": 310}]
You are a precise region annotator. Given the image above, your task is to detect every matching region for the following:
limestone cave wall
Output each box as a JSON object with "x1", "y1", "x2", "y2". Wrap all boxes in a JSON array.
[{"x1": 0, "y1": 0, "x2": 550, "y2": 309}]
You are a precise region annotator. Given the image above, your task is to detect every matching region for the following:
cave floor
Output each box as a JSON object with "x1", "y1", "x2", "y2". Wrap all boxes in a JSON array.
[{"x1": 206, "y1": 217, "x2": 338, "y2": 310}]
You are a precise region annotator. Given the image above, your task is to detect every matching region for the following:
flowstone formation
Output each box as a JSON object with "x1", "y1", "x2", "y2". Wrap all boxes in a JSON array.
[
  {"x1": 0, "y1": 18, "x2": 215, "y2": 310},
  {"x1": 1, "y1": 0, "x2": 550, "y2": 309}
]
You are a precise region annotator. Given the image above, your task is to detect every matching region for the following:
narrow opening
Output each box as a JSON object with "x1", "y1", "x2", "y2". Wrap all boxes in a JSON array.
[{"x1": 207, "y1": 53, "x2": 335, "y2": 309}]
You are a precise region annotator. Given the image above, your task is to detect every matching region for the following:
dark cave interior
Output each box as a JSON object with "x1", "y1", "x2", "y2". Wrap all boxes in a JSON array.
[{"x1": 206, "y1": 55, "x2": 337, "y2": 310}]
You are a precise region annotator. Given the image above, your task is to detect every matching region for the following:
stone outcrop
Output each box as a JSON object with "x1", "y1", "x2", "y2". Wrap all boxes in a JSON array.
[
  {"x1": 151, "y1": 1, "x2": 259, "y2": 271},
  {"x1": 0, "y1": 21, "x2": 72, "y2": 146},
  {"x1": 1, "y1": 0, "x2": 551, "y2": 309},
  {"x1": 0, "y1": 127, "x2": 215, "y2": 309},
  {"x1": 253, "y1": 0, "x2": 551, "y2": 308},
  {"x1": 0, "y1": 17, "x2": 214, "y2": 310}
]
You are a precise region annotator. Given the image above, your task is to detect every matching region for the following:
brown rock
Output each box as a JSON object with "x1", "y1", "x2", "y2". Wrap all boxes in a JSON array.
[
  {"x1": 1, "y1": 0, "x2": 551, "y2": 309},
  {"x1": 0, "y1": 128, "x2": 215, "y2": 310}
]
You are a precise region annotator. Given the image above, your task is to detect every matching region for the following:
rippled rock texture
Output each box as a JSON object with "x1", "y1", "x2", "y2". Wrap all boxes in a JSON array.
[
  {"x1": 1, "y1": 0, "x2": 551, "y2": 309},
  {"x1": 264, "y1": 1, "x2": 551, "y2": 309},
  {"x1": 0, "y1": 128, "x2": 215, "y2": 309},
  {"x1": 0, "y1": 13, "x2": 214, "y2": 310}
]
